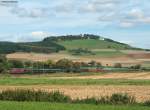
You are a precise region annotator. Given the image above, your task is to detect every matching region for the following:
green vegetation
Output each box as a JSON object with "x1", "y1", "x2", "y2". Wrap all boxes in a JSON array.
[
  {"x1": 0, "y1": 40, "x2": 65, "y2": 54},
  {"x1": 0, "y1": 102, "x2": 150, "y2": 110},
  {"x1": 69, "y1": 48, "x2": 95, "y2": 55},
  {"x1": 68, "y1": 48, "x2": 125, "y2": 57},
  {"x1": 90, "y1": 50, "x2": 124, "y2": 57},
  {"x1": 0, "y1": 90, "x2": 70, "y2": 102},
  {"x1": 1, "y1": 77, "x2": 150, "y2": 86},
  {"x1": 58, "y1": 39, "x2": 131, "y2": 50},
  {"x1": 0, "y1": 90, "x2": 148, "y2": 110},
  {"x1": 0, "y1": 55, "x2": 9, "y2": 73},
  {"x1": 73, "y1": 93, "x2": 135, "y2": 105},
  {"x1": 0, "y1": 89, "x2": 136, "y2": 105}
]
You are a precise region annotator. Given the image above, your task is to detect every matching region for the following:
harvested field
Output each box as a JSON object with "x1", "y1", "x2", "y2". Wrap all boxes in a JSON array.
[
  {"x1": 6, "y1": 52, "x2": 146, "y2": 66},
  {"x1": 0, "y1": 85, "x2": 150, "y2": 102},
  {"x1": 6, "y1": 52, "x2": 78, "y2": 62}
]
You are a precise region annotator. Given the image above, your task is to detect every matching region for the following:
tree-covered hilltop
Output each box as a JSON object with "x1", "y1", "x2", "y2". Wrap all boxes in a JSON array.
[
  {"x1": 43, "y1": 34, "x2": 100, "y2": 41},
  {"x1": 0, "y1": 34, "x2": 142, "y2": 54}
]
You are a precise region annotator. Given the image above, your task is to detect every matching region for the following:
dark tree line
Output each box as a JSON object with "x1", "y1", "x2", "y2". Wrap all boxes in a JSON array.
[{"x1": 43, "y1": 34, "x2": 100, "y2": 42}]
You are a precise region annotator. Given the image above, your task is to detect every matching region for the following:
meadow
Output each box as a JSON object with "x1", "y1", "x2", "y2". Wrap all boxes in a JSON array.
[
  {"x1": 0, "y1": 101, "x2": 150, "y2": 110},
  {"x1": 57, "y1": 39, "x2": 129, "y2": 50},
  {"x1": 1, "y1": 77, "x2": 150, "y2": 86}
]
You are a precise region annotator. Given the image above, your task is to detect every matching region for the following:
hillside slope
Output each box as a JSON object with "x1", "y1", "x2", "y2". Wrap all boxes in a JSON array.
[
  {"x1": 45, "y1": 34, "x2": 135, "y2": 50},
  {"x1": 57, "y1": 39, "x2": 131, "y2": 50},
  {"x1": 0, "y1": 34, "x2": 140, "y2": 54},
  {"x1": 0, "y1": 41, "x2": 65, "y2": 54}
]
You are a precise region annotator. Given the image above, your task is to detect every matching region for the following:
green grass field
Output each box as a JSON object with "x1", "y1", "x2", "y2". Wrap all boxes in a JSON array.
[
  {"x1": 88, "y1": 50, "x2": 124, "y2": 57},
  {"x1": 0, "y1": 101, "x2": 149, "y2": 110},
  {"x1": 1, "y1": 77, "x2": 150, "y2": 86},
  {"x1": 58, "y1": 39, "x2": 129, "y2": 50}
]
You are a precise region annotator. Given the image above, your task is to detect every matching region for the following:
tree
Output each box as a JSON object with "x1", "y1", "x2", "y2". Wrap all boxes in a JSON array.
[
  {"x1": 131, "y1": 64, "x2": 141, "y2": 69},
  {"x1": 56, "y1": 59, "x2": 73, "y2": 70},
  {"x1": 0, "y1": 55, "x2": 9, "y2": 73},
  {"x1": 9, "y1": 60, "x2": 24, "y2": 68},
  {"x1": 24, "y1": 61, "x2": 32, "y2": 68},
  {"x1": 114, "y1": 63, "x2": 122, "y2": 68},
  {"x1": 97, "y1": 62, "x2": 102, "y2": 67},
  {"x1": 88, "y1": 61, "x2": 97, "y2": 66},
  {"x1": 0, "y1": 63, "x2": 5, "y2": 73},
  {"x1": 45, "y1": 60, "x2": 55, "y2": 68},
  {"x1": 72, "y1": 62, "x2": 82, "y2": 73}
]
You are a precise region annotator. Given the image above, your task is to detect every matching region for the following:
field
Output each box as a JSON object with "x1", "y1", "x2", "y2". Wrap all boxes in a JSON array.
[
  {"x1": 57, "y1": 39, "x2": 130, "y2": 50},
  {"x1": 3, "y1": 49, "x2": 150, "y2": 109},
  {"x1": 0, "y1": 101, "x2": 150, "y2": 110},
  {"x1": 6, "y1": 49, "x2": 150, "y2": 66},
  {"x1": 1, "y1": 72, "x2": 150, "y2": 102}
]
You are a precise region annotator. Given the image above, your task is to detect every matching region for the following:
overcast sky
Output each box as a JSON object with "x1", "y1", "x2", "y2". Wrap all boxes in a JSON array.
[{"x1": 0, "y1": 0, "x2": 150, "y2": 49}]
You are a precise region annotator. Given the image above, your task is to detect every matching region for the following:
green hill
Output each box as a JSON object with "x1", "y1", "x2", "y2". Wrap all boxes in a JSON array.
[
  {"x1": 57, "y1": 39, "x2": 131, "y2": 50},
  {"x1": 0, "y1": 34, "x2": 141, "y2": 54},
  {"x1": 45, "y1": 34, "x2": 135, "y2": 50}
]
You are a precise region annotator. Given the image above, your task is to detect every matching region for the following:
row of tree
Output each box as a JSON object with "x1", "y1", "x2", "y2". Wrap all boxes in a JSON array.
[
  {"x1": 43, "y1": 34, "x2": 100, "y2": 42},
  {"x1": 9, "y1": 59, "x2": 102, "y2": 69},
  {"x1": 0, "y1": 55, "x2": 103, "y2": 73},
  {"x1": 0, "y1": 54, "x2": 142, "y2": 74}
]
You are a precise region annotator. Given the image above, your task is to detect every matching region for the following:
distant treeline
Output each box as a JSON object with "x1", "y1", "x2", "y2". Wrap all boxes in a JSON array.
[
  {"x1": 44, "y1": 34, "x2": 100, "y2": 42},
  {"x1": 0, "y1": 40, "x2": 65, "y2": 54}
]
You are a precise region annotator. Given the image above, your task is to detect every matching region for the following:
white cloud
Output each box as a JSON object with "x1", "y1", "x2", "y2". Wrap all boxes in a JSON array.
[
  {"x1": 128, "y1": 8, "x2": 144, "y2": 18},
  {"x1": 119, "y1": 40, "x2": 134, "y2": 45},
  {"x1": 119, "y1": 8, "x2": 150, "y2": 27},
  {"x1": 119, "y1": 22, "x2": 134, "y2": 28},
  {"x1": 31, "y1": 31, "x2": 50, "y2": 38}
]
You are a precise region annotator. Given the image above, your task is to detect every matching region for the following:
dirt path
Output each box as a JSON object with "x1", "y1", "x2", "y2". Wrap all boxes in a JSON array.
[{"x1": 0, "y1": 85, "x2": 150, "y2": 102}]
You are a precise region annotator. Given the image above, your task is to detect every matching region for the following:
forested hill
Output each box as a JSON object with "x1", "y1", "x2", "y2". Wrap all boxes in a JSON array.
[
  {"x1": 0, "y1": 41, "x2": 65, "y2": 54},
  {"x1": 0, "y1": 34, "x2": 141, "y2": 54},
  {"x1": 44, "y1": 34, "x2": 137, "y2": 50}
]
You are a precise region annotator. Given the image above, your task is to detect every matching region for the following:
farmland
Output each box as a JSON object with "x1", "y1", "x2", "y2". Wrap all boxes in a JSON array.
[
  {"x1": 0, "y1": 72, "x2": 150, "y2": 102},
  {"x1": 6, "y1": 49, "x2": 150, "y2": 66},
  {"x1": 1, "y1": 36, "x2": 150, "y2": 109}
]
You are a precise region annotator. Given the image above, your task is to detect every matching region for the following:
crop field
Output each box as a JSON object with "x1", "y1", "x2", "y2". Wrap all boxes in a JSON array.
[
  {"x1": 0, "y1": 101, "x2": 150, "y2": 110},
  {"x1": 1, "y1": 72, "x2": 150, "y2": 102},
  {"x1": 6, "y1": 49, "x2": 150, "y2": 66},
  {"x1": 1, "y1": 85, "x2": 150, "y2": 102}
]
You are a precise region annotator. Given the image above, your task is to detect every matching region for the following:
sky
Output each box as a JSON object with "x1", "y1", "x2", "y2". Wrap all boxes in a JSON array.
[{"x1": 0, "y1": 0, "x2": 150, "y2": 49}]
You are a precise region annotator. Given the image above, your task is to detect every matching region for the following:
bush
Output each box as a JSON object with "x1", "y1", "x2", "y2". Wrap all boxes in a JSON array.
[
  {"x1": 9, "y1": 60, "x2": 24, "y2": 68},
  {"x1": 0, "y1": 90, "x2": 136, "y2": 105},
  {"x1": 73, "y1": 93, "x2": 135, "y2": 105},
  {"x1": 130, "y1": 64, "x2": 141, "y2": 69},
  {"x1": 143, "y1": 100, "x2": 150, "y2": 106},
  {"x1": 73, "y1": 97, "x2": 100, "y2": 105},
  {"x1": 0, "y1": 90, "x2": 71, "y2": 102},
  {"x1": 109, "y1": 93, "x2": 136, "y2": 105},
  {"x1": 114, "y1": 63, "x2": 122, "y2": 68},
  {"x1": 0, "y1": 55, "x2": 9, "y2": 73}
]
